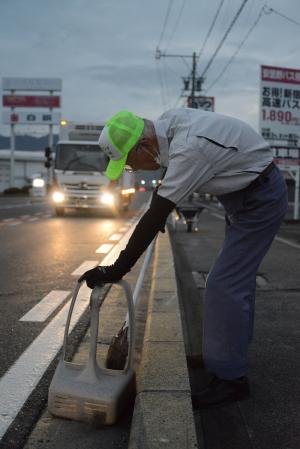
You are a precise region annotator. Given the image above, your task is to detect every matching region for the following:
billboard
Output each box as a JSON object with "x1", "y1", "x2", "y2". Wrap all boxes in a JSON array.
[
  {"x1": 3, "y1": 110, "x2": 61, "y2": 125},
  {"x1": 3, "y1": 95, "x2": 60, "y2": 108},
  {"x1": 2, "y1": 77, "x2": 62, "y2": 91},
  {"x1": 260, "y1": 65, "x2": 300, "y2": 143},
  {"x1": 187, "y1": 96, "x2": 215, "y2": 111}
]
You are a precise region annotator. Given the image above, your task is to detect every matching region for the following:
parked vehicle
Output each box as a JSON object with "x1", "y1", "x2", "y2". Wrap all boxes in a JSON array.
[{"x1": 51, "y1": 120, "x2": 135, "y2": 216}]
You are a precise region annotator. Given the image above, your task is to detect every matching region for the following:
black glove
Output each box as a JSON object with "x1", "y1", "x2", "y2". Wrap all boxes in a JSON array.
[{"x1": 78, "y1": 265, "x2": 123, "y2": 289}]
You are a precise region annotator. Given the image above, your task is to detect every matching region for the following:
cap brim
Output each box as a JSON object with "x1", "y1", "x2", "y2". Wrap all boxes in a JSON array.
[{"x1": 104, "y1": 154, "x2": 127, "y2": 181}]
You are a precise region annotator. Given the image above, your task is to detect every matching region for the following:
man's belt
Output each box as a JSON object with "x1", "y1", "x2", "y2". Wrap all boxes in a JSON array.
[{"x1": 247, "y1": 161, "x2": 276, "y2": 190}]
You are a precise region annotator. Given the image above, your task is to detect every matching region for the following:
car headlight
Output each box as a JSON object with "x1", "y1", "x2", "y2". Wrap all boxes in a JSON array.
[
  {"x1": 32, "y1": 178, "x2": 45, "y2": 188},
  {"x1": 52, "y1": 191, "x2": 65, "y2": 203},
  {"x1": 100, "y1": 192, "x2": 114, "y2": 205}
]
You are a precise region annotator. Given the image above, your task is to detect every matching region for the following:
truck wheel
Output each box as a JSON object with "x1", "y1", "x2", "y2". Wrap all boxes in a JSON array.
[{"x1": 55, "y1": 207, "x2": 65, "y2": 217}]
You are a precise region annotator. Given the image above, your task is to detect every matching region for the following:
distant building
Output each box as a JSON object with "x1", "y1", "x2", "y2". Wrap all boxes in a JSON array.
[{"x1": 0, "y1": 150, "x2": 46, "y2": 192}]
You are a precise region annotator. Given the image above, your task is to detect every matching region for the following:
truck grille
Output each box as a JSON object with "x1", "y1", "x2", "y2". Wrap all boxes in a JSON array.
[
  {"x1": 64, "y1": 182, "x2": 100, "y2": 191},
  {"x1": 63, "y1": 183, "x2": 100, "y2": 197}
]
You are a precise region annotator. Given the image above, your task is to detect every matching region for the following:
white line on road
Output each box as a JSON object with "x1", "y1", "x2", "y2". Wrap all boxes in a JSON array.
[
  {"x1": 9, "y1": 222, "x2": 22, "y2": 226},
  {"x1": 274, "y1": 236, "x2": 300, "y2": 250},
  {"x1": 96, "y1": 243, "x2": 114, "y2": 254},
  {"x1": 210, "y1": 212, "x2": 225, "y2": 220},
  {"x1": 118, "y1": 226, "x2": 129, "y2": 232},
  {"x1": 71, "y1": 261, "x2": 98, "y2": 276},
  {"x1": 0, "y1": 201, "x2": 148, "y2": 439},
  {"x1": 209, "y1": 210, "x2": 300, "y2": 249},
  {"x1": 2, "y1": 218, "x2": 14, "y2": 222},
  {"x1": 20, "y1": 291, "x2": 70, "y2": 322},
  {"x1": 0, "y1": 284, "x2": 91, "y2": 440},
  {"x1": 27, "y1": 217, "x2": 39, "y2": 222},
  {"x1": 109, "y1": 233, "x2": 122, "y2": 241}
]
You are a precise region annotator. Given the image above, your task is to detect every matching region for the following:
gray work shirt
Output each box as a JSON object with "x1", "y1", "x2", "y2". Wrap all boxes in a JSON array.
[{"x1": 153, "y1": 108, "x2": 273, "y2": 204}]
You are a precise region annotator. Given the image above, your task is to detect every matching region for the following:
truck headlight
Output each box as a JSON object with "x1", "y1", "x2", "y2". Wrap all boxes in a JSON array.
[
  {"x1": 52, "y1": 191, "x2": 65, "y2": 203},
  {"x1": 32, "y1": 178, "x2": 45, "y2": 188},
  {"x1": 100, "y1": 192, "x2": 114, "y2": 205}
]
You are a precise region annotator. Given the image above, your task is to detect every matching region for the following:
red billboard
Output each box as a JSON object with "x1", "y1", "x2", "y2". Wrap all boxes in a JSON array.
[
  {"x1": 261, "y1": 65, "x2": 300, "y2": 85},
  {"x1": 2, "y1": 95, "x2": 60, "y2": 108}
]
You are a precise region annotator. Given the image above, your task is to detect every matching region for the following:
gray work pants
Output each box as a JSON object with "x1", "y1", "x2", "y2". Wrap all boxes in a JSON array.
[{"x1": 203, "y1": 165, "x2": 288, "y2": 379}]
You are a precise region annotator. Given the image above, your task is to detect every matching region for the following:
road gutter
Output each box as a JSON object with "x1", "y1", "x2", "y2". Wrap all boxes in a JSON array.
[{"x1": 129, "y1": 230, "x2": 198, "y2": 449}]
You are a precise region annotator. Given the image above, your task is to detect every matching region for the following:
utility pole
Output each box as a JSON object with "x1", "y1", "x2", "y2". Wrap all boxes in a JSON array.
[
  {"x1": 191, "y1": 52, "x2": 197, "y2": 106},
  {"x1": 155, "y1": 48, "x2": 204, "y2": 108}
]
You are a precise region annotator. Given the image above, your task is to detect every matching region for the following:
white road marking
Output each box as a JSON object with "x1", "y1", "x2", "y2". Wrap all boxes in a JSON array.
[
  {"x1": 71, "y1": 261, "x2": 98, "y2": 276},
  {"x1": 27, "y1": 217, "x2": 39, "y2": 222},
  {"x1": 20, "y1": 291, "x2": 70, "y2": 322},
  {"x1": 96, "y1": 243, "x2": 114, "y2": 254},
  {"x1": 0, "y1": 284, "x2": 91, "y2": 440},
  {"x1": 20, "y1": 215, "x2": 30, "y2": 219},
  {"x1": 209, "y1": 210, "x2": 300, "y2": 250},
  {"x1": 0, "y1": 202, "x2": 148, "y2": 439},
  {"x1": 210, "y1": 212, "x2": 225, "y2": 220},
  {"x1": 109, "y1": 233, "x2": 122, "y2": 241},
  {"x1": 118, "y1": 226, "x2": 129, "y2": 232},
  {"x1": 274, "y1": 236, "x2": 300, "y2": 250},
  {"x1": 3, "y1": 218, "x2": 14, "y2": 222},
  {"x1": 9, "y1": 222, "x2": 22, "y2": 226}
]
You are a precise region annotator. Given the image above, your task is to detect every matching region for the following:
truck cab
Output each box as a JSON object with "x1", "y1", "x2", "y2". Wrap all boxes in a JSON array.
[{"x1": 51, "y1": 121, "x2": 135, "y2": 216}]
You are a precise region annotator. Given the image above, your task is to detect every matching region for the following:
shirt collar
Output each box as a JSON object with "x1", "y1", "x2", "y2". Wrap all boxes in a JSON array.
[{"x1": 153, "y1": 119, "x2": 169, "y2": 167}]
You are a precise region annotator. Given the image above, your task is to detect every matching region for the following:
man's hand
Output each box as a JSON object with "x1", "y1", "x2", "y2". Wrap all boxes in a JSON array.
[{"x1": 78, "y1": 265, "x2": 123, "y2": 289}]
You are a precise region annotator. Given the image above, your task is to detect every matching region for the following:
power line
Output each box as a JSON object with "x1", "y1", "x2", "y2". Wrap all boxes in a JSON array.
[
  {"x1": 156, "y1": 60, "x2": 168, "y2": 110},
  {"x1": 165, "y1": 0, "x2": 187, "y2": 51},
  {"x1": 157, "y1": 0, "x2": 174, "y2": 50},
  {"x1": 181, "y1": 56, "x2": 192, "y2": 71},
  {"x1": 198, "y1": 0, "x2": 225, "y2": 61},
  {"x1": 205, "y1": 5, "x2": 264, "y2": 93},
  {"x1": 200, "y1": 0, "x2": 249, "y2": 79},
  {"x1": 264, "y1": 5, "x2": 300, "y2": 28}
]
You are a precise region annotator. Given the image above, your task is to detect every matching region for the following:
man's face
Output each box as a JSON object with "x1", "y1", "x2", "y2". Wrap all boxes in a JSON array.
[{"x1": 125, "y1": 138, "x2": 160, "y2": 172}]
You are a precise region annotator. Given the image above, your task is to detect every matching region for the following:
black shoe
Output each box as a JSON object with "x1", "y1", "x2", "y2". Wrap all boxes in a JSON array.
[
  {"x1": 192, "y1": 375, "x2": 250, "y2": 409},
  {"x1": 186, "y1": 354, "x2": 205, "y2": 369}
]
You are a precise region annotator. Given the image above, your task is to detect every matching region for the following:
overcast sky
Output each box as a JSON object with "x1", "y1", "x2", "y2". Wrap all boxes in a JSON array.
[{"x1": 1, "y1": 0, "x2": 300, "y2": 137}]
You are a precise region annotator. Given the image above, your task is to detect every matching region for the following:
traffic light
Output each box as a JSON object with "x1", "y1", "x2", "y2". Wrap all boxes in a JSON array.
[{"x1": 44, "y1": 147, "x2": 52, "y2": 168}]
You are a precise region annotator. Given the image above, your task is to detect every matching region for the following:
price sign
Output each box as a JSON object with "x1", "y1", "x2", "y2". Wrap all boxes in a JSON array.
[{"x1": 260, "y1": 65, "x2": 300, "y2": 143}]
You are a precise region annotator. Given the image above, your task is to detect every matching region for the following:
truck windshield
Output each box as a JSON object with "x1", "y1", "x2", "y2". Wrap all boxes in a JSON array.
[{"x1": 55, "y1": 144, "x2": 109, "y2": 172}]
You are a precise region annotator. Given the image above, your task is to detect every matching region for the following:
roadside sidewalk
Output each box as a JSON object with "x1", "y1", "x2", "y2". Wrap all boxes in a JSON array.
[{"x1": 170, "y1": 206, "x2": 300, "y2": 449}]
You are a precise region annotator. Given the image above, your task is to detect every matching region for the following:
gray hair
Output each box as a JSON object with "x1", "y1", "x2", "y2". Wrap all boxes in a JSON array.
[{"x1": 141, "y1": 119, "x2": 156, "y2": 140}]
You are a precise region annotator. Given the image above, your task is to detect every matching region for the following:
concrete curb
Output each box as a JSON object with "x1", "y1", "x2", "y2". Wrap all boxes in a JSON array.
[{"x1": 129, "y1": 230, "x2": 198, "y2": 449}]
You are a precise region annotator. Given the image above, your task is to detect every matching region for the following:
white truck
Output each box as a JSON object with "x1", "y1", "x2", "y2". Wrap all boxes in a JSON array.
[{"x1": 51, "y1": 120, "x2": 135, "y2": 216}]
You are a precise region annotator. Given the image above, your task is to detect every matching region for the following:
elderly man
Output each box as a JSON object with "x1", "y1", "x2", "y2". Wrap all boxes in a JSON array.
[{"x1": 79, "y1": 108, "x2": 288, "y2": 409}]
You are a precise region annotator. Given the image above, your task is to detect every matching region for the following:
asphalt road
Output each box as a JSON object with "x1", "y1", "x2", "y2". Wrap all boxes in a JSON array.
[{"x1": 0, "y1": 192, "x2": 149, "y2": 448}]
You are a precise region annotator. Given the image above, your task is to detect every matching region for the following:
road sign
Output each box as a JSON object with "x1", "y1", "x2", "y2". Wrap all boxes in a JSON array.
[
  {"x1": 3, "y1": 110, "x2": 61, "y2": 125},
  {"x1": 3, "y1": 95, "x2": 60, "y2": 108},
  {"x1": 187, "y1": 96, "x2": 215, "y2": 111},
  {"x1": 259, "y1": 65, "x2": 300, "y2": 143},
  {"x1": 2, "y1": 77, "x2": 62, "y2": 91}
]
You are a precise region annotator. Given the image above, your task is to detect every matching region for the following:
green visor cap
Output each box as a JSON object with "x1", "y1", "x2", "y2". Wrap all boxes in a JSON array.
[{"x1": 100, "y1": 110, "x2": 144, "y2": 181}]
